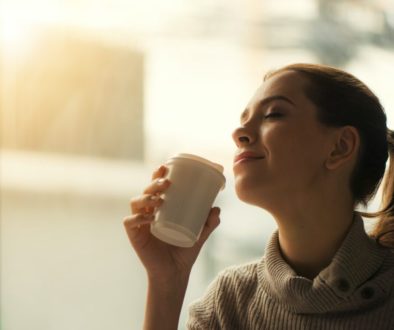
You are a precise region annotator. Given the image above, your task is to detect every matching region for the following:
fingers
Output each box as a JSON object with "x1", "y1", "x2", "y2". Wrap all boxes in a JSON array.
[
  {"x1": 123, "y1": 213, "x2": 156, "y2": 241},
  {"x1": 143, "y1": 177, "x2": 171, "y2": 195},
  {"x1": 195, "y1": 207, "x2": 221, "y2": 247},
  {"x1": 129, "y1": 165, "x2": 170, "y2": 215},
  {"x1": 130, "y1": 194, "x2": 164, "y2": 214},
  {"x1": 124, "y1": 164, "x2": 170, "y2": 243},
  {"x1": 151, "y1": 165, "x2": 168, "y2": 180}
]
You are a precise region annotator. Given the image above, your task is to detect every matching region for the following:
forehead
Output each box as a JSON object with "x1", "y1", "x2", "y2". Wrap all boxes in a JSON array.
[{"x1": 247, "y1": 70, "x2": 310, "y2": 107}]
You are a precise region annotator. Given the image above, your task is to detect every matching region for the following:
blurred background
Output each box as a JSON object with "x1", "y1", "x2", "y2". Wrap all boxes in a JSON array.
[{"x1": 1, "y1": 0, "x2": 394, "y2": 329}]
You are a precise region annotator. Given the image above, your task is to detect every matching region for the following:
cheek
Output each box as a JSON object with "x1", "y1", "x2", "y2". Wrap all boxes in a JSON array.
[
  {"x1": 264, "y1": 126, "x2": 323, "y2": 171},
  {"x1": 263, "y1": 126, "x2": 300, "y2": 156}
]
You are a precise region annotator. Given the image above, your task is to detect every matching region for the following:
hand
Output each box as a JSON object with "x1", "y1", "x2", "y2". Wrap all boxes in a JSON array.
[{"x1": 123, "y1": 165, "x2": 221, "y2": 281}]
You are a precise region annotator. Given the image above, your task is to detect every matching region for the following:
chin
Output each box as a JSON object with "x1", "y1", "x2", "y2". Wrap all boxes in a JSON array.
[
  {"x1": 235, "y1": 178, "x2": 263, "y2": 205},
  {"x1": 234, "y1": 176, "x2": 280, "y2": 210}
]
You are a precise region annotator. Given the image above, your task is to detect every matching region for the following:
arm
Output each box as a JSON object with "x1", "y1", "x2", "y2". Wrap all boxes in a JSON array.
[
  {"x1": 143, "y1": 275, "x2": 190, "y2": 330},
  {"x1": 123, "y1": 166, "x2": 221, "y2": 330}
]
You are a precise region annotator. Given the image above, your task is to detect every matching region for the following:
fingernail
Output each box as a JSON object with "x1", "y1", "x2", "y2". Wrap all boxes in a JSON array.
[
  {"x1": 157, "y1": 178, "x2": 167, "y2": 184},
  {"x1": 155, "y1": 165, "x2": 164, "y2": 172},
  {"x1": 149, "y1": 195, "x2": 160, "y2": 200}
]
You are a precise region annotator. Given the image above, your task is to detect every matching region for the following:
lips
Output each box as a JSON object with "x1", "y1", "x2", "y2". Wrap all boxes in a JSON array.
[{"x1": 233, "y1": 151, "x2": 265, "y2": 165}]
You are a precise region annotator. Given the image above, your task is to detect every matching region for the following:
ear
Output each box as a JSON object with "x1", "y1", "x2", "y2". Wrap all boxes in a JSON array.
[{"x1": 325, "y1": 126, "x2": 360, "y2": 170}]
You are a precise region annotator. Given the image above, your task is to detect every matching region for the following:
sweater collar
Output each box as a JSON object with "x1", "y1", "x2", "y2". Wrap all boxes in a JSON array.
[{"x1": 258, "y1": 212, "x2": 391, "y2": 314}]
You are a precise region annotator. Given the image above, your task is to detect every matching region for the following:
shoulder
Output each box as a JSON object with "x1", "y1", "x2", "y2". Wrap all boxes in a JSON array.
[
  {"x1": 186, "y1": 259, "x2": 262, "y2": 329},
  {"x1": 215, "y1": 258, "x2": 261, "y2": 289},
  {"x1": 221, "y1": 258, "x2": 261, "y2": 275},
  {"x1": 197, "y1": 258, "x2": 263, "y2": 307}
]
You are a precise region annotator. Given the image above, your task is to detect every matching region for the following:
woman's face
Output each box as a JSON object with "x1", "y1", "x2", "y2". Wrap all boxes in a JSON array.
[{"x1": 232, "y1": 70, "x2": 336, "y2": 211}]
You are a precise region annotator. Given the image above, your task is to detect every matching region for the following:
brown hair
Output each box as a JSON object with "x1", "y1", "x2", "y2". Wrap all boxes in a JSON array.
[{"x1": 264, "y1": 63, "x2": 394, "y2": 248}]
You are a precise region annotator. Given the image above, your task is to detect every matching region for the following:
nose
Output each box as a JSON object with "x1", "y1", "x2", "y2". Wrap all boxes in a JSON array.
[{"x1": 232, "y1": 125, "x2": 254, "y2": 147}]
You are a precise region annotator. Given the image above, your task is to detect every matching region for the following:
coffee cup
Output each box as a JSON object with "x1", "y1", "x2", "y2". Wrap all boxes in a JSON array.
[{"x1": 150, "y1": 153, "x2": 226, "y2": 247}]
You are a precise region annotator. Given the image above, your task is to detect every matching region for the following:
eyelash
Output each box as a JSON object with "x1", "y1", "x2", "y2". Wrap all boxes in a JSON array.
[{"x1": 264, "y1": 113, "x2": 283, "y2": 119}]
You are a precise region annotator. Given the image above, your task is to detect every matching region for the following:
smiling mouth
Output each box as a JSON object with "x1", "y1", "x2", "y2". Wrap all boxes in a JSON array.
[{"x1": 233, "y1": 157, "x2": 265, "y2": 167}]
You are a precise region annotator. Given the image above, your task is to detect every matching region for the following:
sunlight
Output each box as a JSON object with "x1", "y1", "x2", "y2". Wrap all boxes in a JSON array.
[{"x1": 1, "y1": 19, "x2": 34, "y2": 58}]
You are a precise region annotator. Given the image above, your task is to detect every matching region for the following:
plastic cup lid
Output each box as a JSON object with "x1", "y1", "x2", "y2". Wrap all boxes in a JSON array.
[{"x1": 170, "y1": 153, "x2": 224, "y2": 174}]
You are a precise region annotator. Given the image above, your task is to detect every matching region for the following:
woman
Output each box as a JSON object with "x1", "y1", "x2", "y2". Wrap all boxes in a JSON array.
[{"x1": 123, "y1": 63, "x2": 394, "y2": 329}]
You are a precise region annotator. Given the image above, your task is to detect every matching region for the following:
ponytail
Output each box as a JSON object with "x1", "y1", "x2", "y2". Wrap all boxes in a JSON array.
[{"x1": 358, "y1": 128, "x2": 394, "y2": 248}]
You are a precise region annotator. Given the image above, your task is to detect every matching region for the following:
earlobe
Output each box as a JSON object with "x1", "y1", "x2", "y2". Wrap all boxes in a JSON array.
[{"x1": 325, "y1": 126, "x2": 359, "y2": 170}]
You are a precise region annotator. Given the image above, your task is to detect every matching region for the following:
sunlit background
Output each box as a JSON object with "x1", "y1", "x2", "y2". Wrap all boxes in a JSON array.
[{"x1": 1, "y1": 0, "x2": 394, "y2": 329}]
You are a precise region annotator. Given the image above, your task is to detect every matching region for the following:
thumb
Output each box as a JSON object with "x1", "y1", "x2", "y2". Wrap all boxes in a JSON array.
[{"x1": 196, "y1": 207, "x2": 221, "y2": 246}]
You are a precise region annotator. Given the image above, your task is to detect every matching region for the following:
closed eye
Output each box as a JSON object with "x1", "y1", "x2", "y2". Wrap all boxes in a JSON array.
[{"x1": 264, "y1": 113, "x2": 283, "y2": 119}]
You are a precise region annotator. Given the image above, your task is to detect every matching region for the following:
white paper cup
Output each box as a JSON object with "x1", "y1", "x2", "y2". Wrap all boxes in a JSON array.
[{"x1": 150, "y1": 153, "x2": 226, "y2": 247}]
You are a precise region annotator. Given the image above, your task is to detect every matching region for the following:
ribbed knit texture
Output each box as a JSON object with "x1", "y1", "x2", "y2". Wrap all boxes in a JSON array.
[{"x1": 186, "y1": 213, "x2": 394, "y2": 329}]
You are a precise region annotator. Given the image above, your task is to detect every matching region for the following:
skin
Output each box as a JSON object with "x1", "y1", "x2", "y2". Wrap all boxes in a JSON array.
[
  {"x1": 123, "y1": 167, "x2": 220, "y2": 330},
  {"x1": 123, "y1": 69, "x2": 361, "y2": 329},
  {"x1": 232, "y1": 70, "x2": 360, "y2": 279}
]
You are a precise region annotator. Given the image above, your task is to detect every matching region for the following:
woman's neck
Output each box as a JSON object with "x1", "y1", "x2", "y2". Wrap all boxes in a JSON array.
[{"x1": 275, "y1": 206, "x2": 355, "y2": 280}]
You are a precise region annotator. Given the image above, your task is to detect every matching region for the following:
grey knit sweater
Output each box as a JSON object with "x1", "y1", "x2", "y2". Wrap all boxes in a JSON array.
[{"x1": 186, "y1": 213, "x2": 394, "y2": 329}]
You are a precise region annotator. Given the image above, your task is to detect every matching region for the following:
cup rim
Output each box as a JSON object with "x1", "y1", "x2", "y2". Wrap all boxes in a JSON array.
[
  {"x1": 169, "y1": 153, "x2": 223, "y2": 173},
  {"x1": 166, "y1": 153, "x2": 226, "y2": 189}
]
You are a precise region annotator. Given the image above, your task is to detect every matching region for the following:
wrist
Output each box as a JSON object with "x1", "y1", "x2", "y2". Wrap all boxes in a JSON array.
[{"x1": 147, "y1": 272, "x2": 190, "y2": 289}]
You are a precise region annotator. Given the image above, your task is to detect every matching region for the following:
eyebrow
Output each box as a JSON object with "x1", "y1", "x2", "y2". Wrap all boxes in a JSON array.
[{"x1": 240, "y1": 95, "x2": 295, "y2": 123}]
